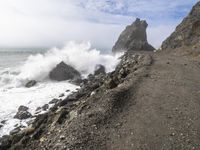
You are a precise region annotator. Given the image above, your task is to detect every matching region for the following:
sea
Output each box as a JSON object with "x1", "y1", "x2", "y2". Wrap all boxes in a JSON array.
[{"x1": 0, "y1": 41, "x2": 122, "y2": 137}]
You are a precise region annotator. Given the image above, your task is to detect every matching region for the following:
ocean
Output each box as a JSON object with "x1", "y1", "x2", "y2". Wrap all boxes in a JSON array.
[{"x1": 0, "y1": 41, "x2": 122, "y2": 137}]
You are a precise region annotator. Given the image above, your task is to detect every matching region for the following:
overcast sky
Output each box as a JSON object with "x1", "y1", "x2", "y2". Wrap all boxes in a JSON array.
[{"x1": 0, "y1": 0, "x2": 198, "y2": 50}]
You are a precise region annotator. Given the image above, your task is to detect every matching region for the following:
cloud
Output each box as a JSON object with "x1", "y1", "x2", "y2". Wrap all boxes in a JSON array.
[{"x1": 0, "y1": 0, "x2": 198, "y2": 50}]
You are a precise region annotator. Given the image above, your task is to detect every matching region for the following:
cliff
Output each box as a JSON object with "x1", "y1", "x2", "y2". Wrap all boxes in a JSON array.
[{"x1": 162, "y1": 1, "x2": 200, "y2": 52}]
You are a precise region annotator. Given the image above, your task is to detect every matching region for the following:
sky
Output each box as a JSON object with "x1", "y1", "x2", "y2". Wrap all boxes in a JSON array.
[{"x1": 0, "y1": 0, "x2": 198, "y2": 50}]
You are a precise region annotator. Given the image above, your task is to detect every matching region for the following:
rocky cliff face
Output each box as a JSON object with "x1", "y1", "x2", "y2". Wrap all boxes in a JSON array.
[
  {"x1": 162, "y1": 2, "x2": 200, "y2": 50},
  {"x1": 112, "y1": 18, "x2": 155, "y2": 53}
]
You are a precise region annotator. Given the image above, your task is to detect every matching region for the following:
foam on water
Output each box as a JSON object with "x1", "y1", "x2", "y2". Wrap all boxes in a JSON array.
[
  {"x1": 0, "y1": 41, "x2": 122, "y2": 137},
  {"x1": 0, "y1": 81, "x2": 78, "y2": 137}
]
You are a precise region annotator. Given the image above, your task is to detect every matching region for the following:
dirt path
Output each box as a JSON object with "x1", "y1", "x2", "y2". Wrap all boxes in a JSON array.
[{"x1": 108, "y1": 51, "x2": 200, "y2": 150}]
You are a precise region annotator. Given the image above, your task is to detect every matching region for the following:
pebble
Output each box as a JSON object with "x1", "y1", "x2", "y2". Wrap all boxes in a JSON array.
[
  {"x1": 60, "y1": 135, "x2": 65, "y2": 140},
  {"x1": 39, "y1": 137, "x2": 46, "y2": 142},
  {"x1": 170, "y1": 132, "x2": 175, "y2": 136}
]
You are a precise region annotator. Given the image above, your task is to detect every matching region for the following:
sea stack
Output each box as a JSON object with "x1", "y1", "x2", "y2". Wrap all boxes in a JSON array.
[
  {"x1": 112, "y1": 18, "x2": 155, "y2": 53},
  {"x1": 49, "y1": 61, "x2": 81, "y2": 81},
  {"x1": 162, "y1": 2, "x2": 200, "y2": 50}
]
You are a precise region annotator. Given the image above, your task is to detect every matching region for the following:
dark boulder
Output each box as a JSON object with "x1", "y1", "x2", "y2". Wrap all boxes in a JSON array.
[
  {"x1": 94, "y1": 64, "x2": 106, "y2": 75},
  {"x1": 49, "y1": 98, "x2": 60, "y2": 104},
  {"x1": 32, "y1": 113, "x2": 48, "y2": 129},
  {"x1": 0, "y1": 120, "x2": 6, "y2": 129},
  {"x1": 49, "y1": 61, "x2": 81, "y2": 81},
  {"x1": 70, "y1": 78, "x2": 83, "y2": 85},
  {"x1": 14, "y1": 106, "x2": 32, "y2": 120},
  {"x1": 41, "y1": 104, "x2": 49, "y2": 111},
  {"x1": 0, "y1": 135, "x2": 12, "y2": 150},
  {"x1": 112, "y1": 18, "x2": 155, "y2": 53},
  {"x1": 59, "y1": 93, "x2": 79, "y2": 106},
  {"x1": 1, "y1": 120, "x2": 6, "y2": 124},
  {"x1": 25, "y1": 80, "x2": 37, "y2": 88},
  {"x1": 35, "y1": 107, "x2": 42, "y2": 114},
  {"x1": 10, "y1": 127, "x2": 21, "y2": 135},
  {"x1": 59, "y1": 93, "x2": 65, "y2": 97},
  {"x1": 17, "y1": 106, "x2": 28, "y2": 112}
]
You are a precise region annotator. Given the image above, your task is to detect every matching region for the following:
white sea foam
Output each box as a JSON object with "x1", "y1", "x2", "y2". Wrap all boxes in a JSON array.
[
  {"x1": 16, "y1": 41, "x2": 122, "y2": 86},
  {"x1": 0, "y1": 81, "x2": 78, "y2": 137}
]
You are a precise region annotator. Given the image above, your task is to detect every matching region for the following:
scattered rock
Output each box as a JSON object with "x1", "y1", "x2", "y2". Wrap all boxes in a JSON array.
[
  {"x1": 69, "y1": 110, "x2": 78, "y2": 120},
  {"x1": 35, "y1": 107, "x2": 41, "y2": 112},
  {"x1": 59, "y1": 135, "x2": 65, "y2": 140},
  {"x1": 10, "y1": 127, "x2": 21, "y2": 135},
  {"x1": 39, "y1": 137, "x2": 46, "y2": 143},
  {"x1": 18, "y1": 106, "x2": 29, "y2": 112},
  {"x1": 41, "y1": 104, "x2": 49, "y2": 111},
  {"x1": 49, "y1": 61, "x2": 81, "y2": 81},
  {"x1": 14, "y1": 111, "x2": 32, "y2": 120},
  {"x1": 10, "y1": 143, "x2": 23, "y2": 150},
  {"x1": 59, "y1": 93, "x2": 65, "y2": 97},
  {"x1": 25, "y1": 80, "x2": 37, "y2": 88},
  {"x1": 11, "y1": 131, "x2": 25, "y2": 145},
  {"x1": 71, "y1": 78, "x2": 83, "y2": 85},
  {"x1": 59, "y1": 95, "x2": 77, "y2": 107},
  {"x1": 49, "y1": 98, "x2": 60, "y2": 104},
  {"x1": 112, "y1": 18, "x2": 155, "y2": 52},
  {"x1": 105, "y1": 78, "x2": 118, "y2": 89},
  {"x1": 0, "y1": 135, "x2": 12, "y2": 150},
  {"x1": 52, "y1": 107, "x2": 69, "y2": 125},
  {"x1": 33, "y1": 113, "x2": 48, "y2": 129},
  {"x1": 0, "y1": 120, "x2": 6, "y2": 129},
  {"x1": 14, "y1": 106, "x2": 32, "y2": 120},
  {"x1": 32, "y1": 125, "x2": 44, "y2": 140},
  {"x1": 1, "y1": 120, "x2": 6, "y2": 124},
  {"x1": 170, "y1": 132, "x2": 176, "y2": 136},
  {"x1": 23, "y1": 127, "x2": 35, "y2": 135},
  {"x1": 0, "y1": 124, "x2": 3, "y2": 129},
  {"x1": 94, "y1": 64, "x2": 106, "y2": 76}
]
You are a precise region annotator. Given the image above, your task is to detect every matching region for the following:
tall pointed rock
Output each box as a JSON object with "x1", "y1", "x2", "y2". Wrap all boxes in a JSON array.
[{"x1": 112, "y1": 18, "x2": 155, "y2": 53}]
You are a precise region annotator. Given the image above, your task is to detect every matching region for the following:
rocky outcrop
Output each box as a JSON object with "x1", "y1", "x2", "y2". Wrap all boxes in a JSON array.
[
  {"x1": 0, "y1": 120, "x2": 6, "y2": 129},
  {"x1": 14, "y1": 106, "x2": 32, "y2": 120},
  {"x1": 112, "y1": 18, "x2": 155, "y2": 53},
  {"x1": 49, "y1": 61, "x2": 81, "y2": 81},
  {"x1": 25, "y1": 80, "x2": 37, "y2": 88},
  {"x1": 94, "y1": 64, "x2": 106, "y2": 76},
  {"x1": 162, "y1": 2, "x2": 200, "y2": 50}
]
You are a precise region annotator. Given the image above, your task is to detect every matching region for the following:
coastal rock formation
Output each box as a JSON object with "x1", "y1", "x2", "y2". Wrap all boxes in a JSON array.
[
  {"x1": 112, "y1": 18, "x2": 155, "y2": 52},
  {"x1": 94, "y1": 64, "x2": 106, "y2": 76},
  {"x1": 25, "y1": 80, "x2": 37, "y2": 88},
  {"x1": 162, "y1": 2, "x2": 200, "y2": 50},
  {"x1": 14, "y1": 106, "x2": 32, "y2": 120},
  {"x1": 49, "y1": 61, "x2": 81, "y2": 81}
]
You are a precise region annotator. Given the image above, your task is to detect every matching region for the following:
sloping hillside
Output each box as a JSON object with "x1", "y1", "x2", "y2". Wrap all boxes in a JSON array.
[{"x1": 1, "y1": 1, "x2": 200, "y2": 150}]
